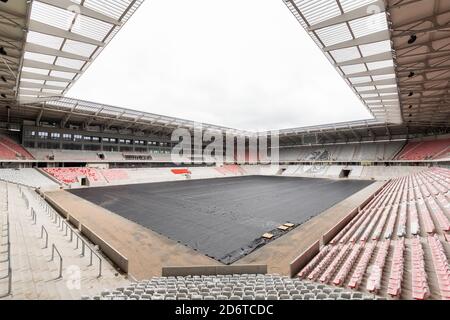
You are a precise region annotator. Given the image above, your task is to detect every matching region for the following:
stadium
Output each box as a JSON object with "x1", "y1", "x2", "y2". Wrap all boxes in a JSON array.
[{"x1": 0, "y1": 0, "x2": 449, "y2": 303}]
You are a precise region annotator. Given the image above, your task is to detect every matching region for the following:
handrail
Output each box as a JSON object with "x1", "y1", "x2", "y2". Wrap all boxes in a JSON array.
[
  {"x1": 40, "y1": 225, "x2": 48, "y2": 249},
  {"x1": 36, "y1": 192, "x2": 103, "y2": 278},
  {"x1": 66, "y1": 220, "x2": 102, "y2": 278},
  {"x1": 0, "y1": 177, "x2": 36, "y2": 189},
  {"x1": 31, "y1": 208, "x2": 37, "y2": 225},
  {"x1": 20, "y1": 186, "x2": 103, "y2": 278},
  {"x1": 50, "y1": 244, "x2": 63, "y2": 279}
]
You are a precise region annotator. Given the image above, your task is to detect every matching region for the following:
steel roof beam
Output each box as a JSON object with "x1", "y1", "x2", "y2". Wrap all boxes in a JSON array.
[
  {"x1": 28, "y1": 20, "x2": 105, "y2": 47},
  {"x1": 397, "y1": 66, "x2": 450, "y2": 75},
  {"x1": 399, "y1": 78, "x2": 450, "y2": 87},
  {"x1": 396, "y1": 49, "x2": 450, "y2": 61},
  {"x1": 364, "y1": 94, "x2": 399, "y2": 101},
  {"x1": 20, "y1": 81, "x2": 65, "y2": 91},
  {"x1": 23, "y1": 59, "x2": 82, "y2": 74},
  {"x1": 391, "y1": 9, "x2": 450, "y2": 32},
  {"x1": 35, "y1": 0, "x2": 122, "y2": 26},
  {"x1": 359, "y1": 87, "x2": 399, "y2": 94},
  {"x1": 324, "y1": 30, "x2": 390, "y2": 52},
  {"x1": 335, "y1": 51, "x2": 393, "y2": 67},
  {"x1": 20, "y1": 71, "x2": 70, "y2": 83},
  {"x1": 18, "y1": 96, "x2": 60, "y2": 104},
  {"x1": 0, "y1": 31, "x2": 23, "y2": 43},
  {"x1": 309, "y1": 0, "x2": 385, "y2": 31},
  {"x1": 353, "y1": 78, "x2": 397, "y2": 87},
  {"x1": 24, "y1": 43, "x2": 91, "y2": 62},
  {"x1": 19, "y1": 89, "x2": 62, "y2": 97},
  {"x1": 345, "y1": 66, "x2": 395, "y2": 78}
]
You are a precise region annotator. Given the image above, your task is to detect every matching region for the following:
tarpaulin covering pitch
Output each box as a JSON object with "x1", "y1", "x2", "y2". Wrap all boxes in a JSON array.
[{"x1": 69, "y1": 176, "x2": 373, "y2": 264}]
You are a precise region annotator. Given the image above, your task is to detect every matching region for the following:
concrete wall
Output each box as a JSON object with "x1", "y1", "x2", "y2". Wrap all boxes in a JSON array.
[
  {"x1": 289, "y1": 240, "x2": 320, "y2": 277},
  {"x1": 162, "y1": 265, "x2": 267, "y2": 277},
  {"x1": 81, "y1": 224, "x2": 129, "y2": 273},
  {"x1": 322, "y1": 208, "x2": 359, "y2": 245}
]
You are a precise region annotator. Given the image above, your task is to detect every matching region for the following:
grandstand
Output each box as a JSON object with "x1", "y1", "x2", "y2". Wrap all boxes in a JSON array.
[{"x1": 0, "y1": 0, "x2": 449, "y2": 301}]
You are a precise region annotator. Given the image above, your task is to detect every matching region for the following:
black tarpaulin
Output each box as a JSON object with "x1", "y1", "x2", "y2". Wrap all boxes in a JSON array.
[{"x1": 69, "y1": 176, "x2": 373, "y2": 264}]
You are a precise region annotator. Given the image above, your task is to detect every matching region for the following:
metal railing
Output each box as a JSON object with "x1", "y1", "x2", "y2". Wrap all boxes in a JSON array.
[
  {"x1": 30, "y1": 208, "x2": 37, "y2": 225},
  {"x1": 0, "y1": 183, "x2": 12, "y2": 298},
  {"x1": 36, "y1": 191, "x2": 103, "y2": 278},
  {"x1": 19, "y1": 186, "x2": 103, "y2": 278},
  {"x1": 50, "y1": 244, "x2": 63, "y2": 279},
  {"x1": 40, "y1": 226, "x2": 48, "y2": 249}
]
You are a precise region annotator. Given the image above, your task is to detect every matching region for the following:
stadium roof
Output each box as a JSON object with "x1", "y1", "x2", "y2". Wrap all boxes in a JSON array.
[
  {"x1": 284, "y1": 0, "x2": 401, "y2": 124},
  {"x1": 389, "y1": 0, "x2": 450, "y2": 127},
  {"x1": 284, "y1": 0, "x2": 450, "y2": 127},
  {"x1": 4, "y1": 96, "x2": 254, "y2": 136},
  {"x1": 0, "y1": 0, "x2": 143, "y2": 102},
  {"x1": 1, "y1": 0, "x2": 448, "y2": 135},
  {"x1": 275, "y1": 119, "x2": 449, "y2": 145}
]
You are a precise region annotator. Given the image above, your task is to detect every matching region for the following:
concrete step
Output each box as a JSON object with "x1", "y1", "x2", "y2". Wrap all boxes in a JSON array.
[{"x1": 4, "y1": 184, "x2": 129, "y2": 299}]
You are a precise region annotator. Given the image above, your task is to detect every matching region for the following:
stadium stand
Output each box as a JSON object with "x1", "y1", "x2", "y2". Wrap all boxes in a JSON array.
[
  {"x1": 28, "y1": 149, "x2": 126, "y2": 161},
  {"x1": 0, "y1": 144, "x2": 17, "y2": 160},
  {"x1": 0, "y1": 169, "x2": 60, "y2": 189},
  {"x1": 82, "y1": 274, "x2": 379, "y2": 300},
  {"x1": 296, "y1": 167, "x2": 450, "y2": 300},
  {"x1": 0, "y1": 182, "x2": 129, "y2": 299},
  {"x1": 0, "y1": 136, "x2": 34, "y2": 160},
  {"x1": 279, "y1": 165, "x2": 424, "y2": 180},
  {"x1": 396, "y1": 139, "x2": 450, "y2": 160},
  {"x1": 43, "y1": 168, "x2": 105, "y2": 185},
  {"x1": 187, "y1": 167, "x2": 226, "y2": 179},
  {"x1": 100, "y1": 169, "x2": 129, "y2": 183},
  {"x1": 214, "y1": 165, "x2": 247, "y2": 176},
  {"x1": 40, "y1": 166, "x2": 256, "y2": 187},
  {"x1": 278, "y1": 142, "x2": 406, "y2": 162}
]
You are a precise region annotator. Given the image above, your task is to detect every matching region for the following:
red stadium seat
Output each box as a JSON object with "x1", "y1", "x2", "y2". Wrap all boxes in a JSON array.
[
  {"x1": 396, "y1": 139, "x2": 450, "y2": 160},
  {"x1": 0, "y1": 136, "x2": 34, "y2": 160},
  {"x1": 411, "y1": 237, "x2": 430, "y2": 300},
  {"x1": 44, "y1": 167, "x2": 103, "y2": 184}
]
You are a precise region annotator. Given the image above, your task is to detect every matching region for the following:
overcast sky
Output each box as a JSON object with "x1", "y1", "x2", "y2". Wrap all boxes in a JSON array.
[{"x1": 68, "y1": 0, "x2": 373, "y2": 131}]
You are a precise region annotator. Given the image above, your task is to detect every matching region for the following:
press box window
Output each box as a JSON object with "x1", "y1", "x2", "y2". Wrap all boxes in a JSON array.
[{"x1": 38, "y1": 132, "x2": 48, "y2": 139}]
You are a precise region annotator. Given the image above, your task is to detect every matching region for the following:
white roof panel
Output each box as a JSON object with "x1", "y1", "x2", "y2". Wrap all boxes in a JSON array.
[{"x1": 16, "y1": 0, "x2": 144, "y2": 103}]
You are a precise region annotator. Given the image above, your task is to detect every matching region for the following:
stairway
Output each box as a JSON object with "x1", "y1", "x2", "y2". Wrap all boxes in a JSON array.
[
  {"x1": 1, "y1": 183, "x2": 130, "y2": 299},
  {"x1": 0, "y1": 182, "x2": 11, "y2": 298}
]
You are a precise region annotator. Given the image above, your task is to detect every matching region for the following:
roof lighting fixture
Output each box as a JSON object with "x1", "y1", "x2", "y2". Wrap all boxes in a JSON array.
[{"x1": 408, "y1": 34, "x2": 417, "y2": 44}]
